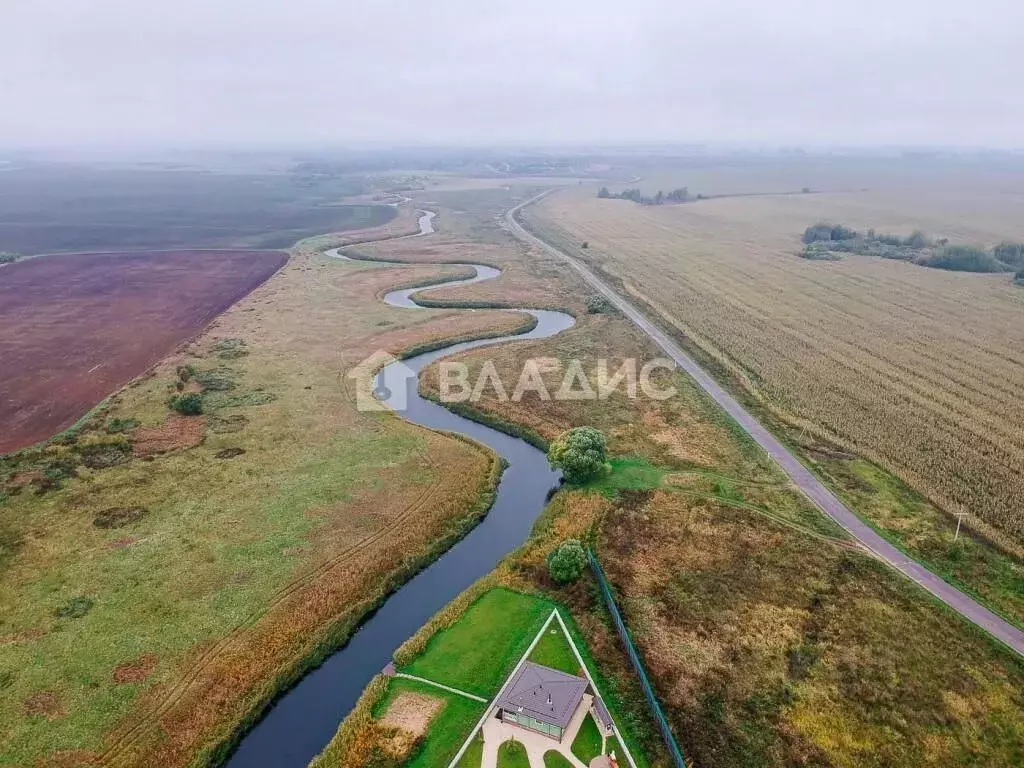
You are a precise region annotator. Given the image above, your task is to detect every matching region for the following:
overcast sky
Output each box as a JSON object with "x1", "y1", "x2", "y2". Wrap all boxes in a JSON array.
[{"x1": 3, "y1": 0, "x2": 1022, "y2": 150}]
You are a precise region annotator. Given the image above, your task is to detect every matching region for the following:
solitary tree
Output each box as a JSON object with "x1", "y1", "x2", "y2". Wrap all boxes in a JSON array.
[
  {"x1": 548, "y1": 426, "x2": 609, "y2": 483},
  {"x1": 547, "y1": 539, "x2": 587, "y2": 584}
]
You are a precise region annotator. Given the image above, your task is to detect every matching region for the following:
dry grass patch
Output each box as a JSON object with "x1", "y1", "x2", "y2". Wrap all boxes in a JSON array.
[
  {"x1": 529, "y1": 183, "x2": 1024, "y2": 546},
  {"x1": 379, "y1": 691, "x2": 443, "y2": 741},
  {"x1": 598, "y1": 488, "x2": 1024, "y2": 768},
  {"x1": 129, "y1": 414, "x2": 206, "y2": 456}
]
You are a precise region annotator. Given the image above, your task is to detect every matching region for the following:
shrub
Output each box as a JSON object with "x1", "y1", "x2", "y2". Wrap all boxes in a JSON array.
[
  {"x1": 56, "y1": 596, "x2": 94, "y2": 619},
  {"x1": 581, "y1": 241, "x2": 589, "y2": 249},
  {"x1": 214, "y1": 338, "x2": 249, "y2": 359},
  {"x1": 586, "y1": 295, "x2": 613, "y2": 314},
  {"x1": 995, "y1": 242, "x2": 1024, "y2": 267},
  {"x1": 547, "y1": 539, "x2": 588, "y2": 584},
  {"x1": 193, "y1": 368, "x2": 236, "y2": 391},
  {"x1": 802, "y1": 223, "x2": 858, "y2": 244},
  {"x1": 548, "y1": 426, "x2": 609, "y2": 484},
  {"x1": 105, "y1": 417, "x2": 139, "y2": 434},
  {"x1": 0, "y1": 252, "x2": 18, "y2": 265},
  {"x1": 921, "y1": 245, "x2": 1008, "y2": 273},
  {"x1": 903, "y1": 230, "x2": 931, "y2": 249},
  {"x1": 168, "y1": 393, "x2": 203, "y2": 415}
]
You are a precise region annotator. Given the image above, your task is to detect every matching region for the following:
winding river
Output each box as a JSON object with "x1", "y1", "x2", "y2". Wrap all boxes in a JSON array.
[{"x1": 225, "y1": 211, "x2": 575, "y2": 767}]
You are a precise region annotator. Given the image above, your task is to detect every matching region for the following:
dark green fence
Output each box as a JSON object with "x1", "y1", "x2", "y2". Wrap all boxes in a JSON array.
[{"x1": 589, "y1": 550, "x2": 688, "y2": 768}]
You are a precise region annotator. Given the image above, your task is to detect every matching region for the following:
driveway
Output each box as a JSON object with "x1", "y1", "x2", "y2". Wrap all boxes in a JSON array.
[{"x1": 481, "y1": 696, "x2": 592, "y2": 768}]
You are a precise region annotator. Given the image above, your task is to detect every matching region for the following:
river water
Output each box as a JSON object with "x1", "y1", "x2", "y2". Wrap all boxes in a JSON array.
[{"x1": 225, "y1": 213, "x2": 575, "y2": 767}]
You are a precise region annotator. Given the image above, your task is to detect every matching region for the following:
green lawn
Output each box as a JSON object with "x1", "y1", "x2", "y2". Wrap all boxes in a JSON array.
[
  {"x1": 528, "y1": 624, "x2": 580, "y2": 676},
  {"x1": 497, "y1": 738, "x2": 531, "y2": 768},
  {"x1": 398, "y1": 588, "x2": 650, "y2": 768},
  {"x1": 571, "y1": 713, "x2": 604, "y2": 764},
  {"x1": 455, "y1": 731, "x2": 485, "y2": 768},
  {"x1": 371, "y1": 677, "x2": 484, "y2": 768},
  {"x1": 403, "y1": 587, "x2": 554, "y2": 697},
  {"x1": 544, "y1": 751, "x2": 574, "y2": 768},
  {"x1": 587, "y1": 456, "x2": 667, "y2": 495}
]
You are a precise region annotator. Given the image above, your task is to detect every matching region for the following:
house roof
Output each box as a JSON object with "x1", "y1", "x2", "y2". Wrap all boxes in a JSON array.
[{"x1": 496, "y1": 661, "x2": 588, "y2": 730}]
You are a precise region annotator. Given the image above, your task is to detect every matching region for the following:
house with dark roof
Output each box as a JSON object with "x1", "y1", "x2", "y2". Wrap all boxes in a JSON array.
[{"x1": 494, "y1": 661, "x2": 589, "y2": 741}]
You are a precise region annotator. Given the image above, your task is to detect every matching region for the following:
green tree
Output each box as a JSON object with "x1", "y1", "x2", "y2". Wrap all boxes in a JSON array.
[
  {"x1": 597, "y1": 186, "x2": 611, "y2": 199},
  {"x1": 547, "y1": 539, "x2": 587, "y2": 584},
  {"x1": 548, "y1": 426, "x2": 609, "y2": 483},
  {"x1": 995, "y1": 242, "x2": 1024, "y2": 267}
]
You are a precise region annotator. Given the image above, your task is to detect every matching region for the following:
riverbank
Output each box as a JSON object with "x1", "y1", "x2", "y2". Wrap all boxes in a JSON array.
[{"x1": 0, "y1": 198, "x2": 548, "y2": 767}]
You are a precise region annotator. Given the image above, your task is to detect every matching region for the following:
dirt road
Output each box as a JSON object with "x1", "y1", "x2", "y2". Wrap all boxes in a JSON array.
[{"x1": 507, "y1": 191, "x2": 1024, "y2": 657}]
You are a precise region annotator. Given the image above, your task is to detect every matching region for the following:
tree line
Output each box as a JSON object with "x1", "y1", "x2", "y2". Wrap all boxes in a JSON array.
[
  {"x1": 598, "y1": 186, "x2": 692, "y2": 205},
  {"x1": 801, "y1": 222, "x2": 1024, "y2": 277}
]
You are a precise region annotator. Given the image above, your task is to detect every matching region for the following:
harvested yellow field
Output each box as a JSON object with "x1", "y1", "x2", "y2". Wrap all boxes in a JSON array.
[{"x1": 528, "y1": 183, "x2": 1024, "y2": 545}]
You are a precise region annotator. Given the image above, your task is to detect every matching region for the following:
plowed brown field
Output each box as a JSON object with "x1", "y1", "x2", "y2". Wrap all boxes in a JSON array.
[{"x1": 0, "y1": 249, "x2": 286, "y2": 453}]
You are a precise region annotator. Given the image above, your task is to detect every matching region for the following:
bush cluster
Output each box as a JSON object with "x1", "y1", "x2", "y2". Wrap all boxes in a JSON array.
[
  {"x1": 598, "y1": 186, "x2": 691, "y2": 205},
  {"x1": 547, "y1": 539, "x2": 588, "y2": 584},
  {"x1": 168, "y1": 393, "x2": 203, "y2": 415},
  {"x1": 801, "y1": 223, "x2": 1024, "y2": 275}
]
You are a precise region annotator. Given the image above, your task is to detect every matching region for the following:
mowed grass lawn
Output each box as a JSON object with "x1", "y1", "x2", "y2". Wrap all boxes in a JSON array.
[
  {"x1": 527, "y1": 624, "x2": 581, "y2": 676},
  {"x1": 403, "y1": 587, "x2": 555, "y2": 697},
  {"x1": 571, "y1": 713, "x2": 604, "y2": 764},
  {"x1": 543, "y1": 751, "x2": 574, "y2": 767},
  {"x1": 497, "y1": 738, "x2": 531, "y2": 768},
  {"x1": 397, "y1": 588, "x2": 650, "y2": 768}
]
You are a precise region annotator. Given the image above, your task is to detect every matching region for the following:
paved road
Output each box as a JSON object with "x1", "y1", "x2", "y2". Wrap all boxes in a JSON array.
[{"x1": 507, "y1": 191, "x2": 1024, "y2": 657}]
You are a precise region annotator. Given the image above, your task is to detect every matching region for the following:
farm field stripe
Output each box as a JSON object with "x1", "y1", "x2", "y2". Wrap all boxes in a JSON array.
[{"x1": 508, "y1": 190, "x2": 1024, "y2": 658}]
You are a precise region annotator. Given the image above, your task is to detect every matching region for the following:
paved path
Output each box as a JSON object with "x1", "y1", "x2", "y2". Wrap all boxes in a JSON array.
[
  {"x1": 507, "y1": 191, "x2": 1024, "y2": 657},
  {"x1": 481, "y1": 697, "x2": 591, "y2": 768},
  {"x1": 393, "y1": 672, "x2": 488, "y2": 703}
]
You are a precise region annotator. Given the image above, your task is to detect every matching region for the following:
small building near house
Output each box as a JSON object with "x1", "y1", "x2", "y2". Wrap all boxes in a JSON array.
[
  {"x1": 592, "y1": 694, "x2": 615, "y2": 737},
  {"x1": 495, "y1": 661, "x2": 588, "y2": 742}
]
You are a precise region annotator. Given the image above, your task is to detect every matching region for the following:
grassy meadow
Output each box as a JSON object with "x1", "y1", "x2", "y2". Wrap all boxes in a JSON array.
[
  {"x1": 521, "y1": 160, "x2": 1024, "y2": 621},
  {"x1": 0, "y1": 201, "x2": 532, "y2": 766},
  {"x1": 411, "y1": 262, "x2": 1024, "y2": 766}
]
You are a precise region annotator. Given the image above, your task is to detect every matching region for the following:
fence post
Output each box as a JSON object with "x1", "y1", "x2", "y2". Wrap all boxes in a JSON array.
[{"x1": 588, "y1": 550, "x2": 688, "y2": 768}]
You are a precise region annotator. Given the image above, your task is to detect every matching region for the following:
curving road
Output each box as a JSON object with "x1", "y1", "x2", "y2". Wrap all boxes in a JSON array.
[{"x1": 507, "y1": 191, "x2": 1024, "y2": 657}]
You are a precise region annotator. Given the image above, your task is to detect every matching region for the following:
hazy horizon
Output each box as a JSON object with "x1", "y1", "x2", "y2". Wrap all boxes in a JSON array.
[{"x1": 4, "y1": 0, "x2": 1023, "y2": 151}]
